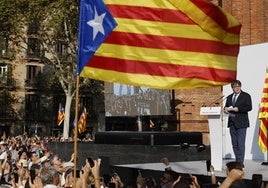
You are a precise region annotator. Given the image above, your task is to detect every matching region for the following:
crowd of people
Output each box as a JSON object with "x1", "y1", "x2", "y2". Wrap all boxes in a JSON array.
[{"x1": 0, "y1": 133, "x2": 266, "y2": 188}]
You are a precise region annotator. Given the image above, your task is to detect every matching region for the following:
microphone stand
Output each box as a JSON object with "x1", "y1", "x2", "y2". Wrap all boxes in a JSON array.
[{"x1": 220, "y1": 97, "x2": 228, "y2": 171}]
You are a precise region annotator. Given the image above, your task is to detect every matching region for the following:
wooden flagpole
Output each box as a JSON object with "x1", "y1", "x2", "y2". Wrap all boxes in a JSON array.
[{"x1": 73, "y1": 75, "x2": 80, "y2": 187}]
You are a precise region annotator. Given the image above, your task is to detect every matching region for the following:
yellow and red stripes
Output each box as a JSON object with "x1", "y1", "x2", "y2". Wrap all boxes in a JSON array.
[
  {"x1": 258, "y1": 72, "x2": 268, "y2": 152},
  {"x1": 78, "y1": 108, "x2": 87, "y2": 134},
  {"x1": 259, "y1": 119, "x2": 268, "y2": 153},
  {"x1": 80, "y1": 0, "x2": 241, "y2": 89}
]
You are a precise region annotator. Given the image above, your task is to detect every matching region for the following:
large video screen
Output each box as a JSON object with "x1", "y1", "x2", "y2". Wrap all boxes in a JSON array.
[{"x1": 104, "y1": 82, "x2": 171, "y2": 116}]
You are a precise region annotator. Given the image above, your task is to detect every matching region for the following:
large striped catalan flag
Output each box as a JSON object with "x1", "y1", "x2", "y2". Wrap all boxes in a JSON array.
[
  {"x1": 258, "y1": 70, "x2": 268, "y2": 153},
  {"x1": 78, "y1": 0, "x2": 241, "y2": 89}
]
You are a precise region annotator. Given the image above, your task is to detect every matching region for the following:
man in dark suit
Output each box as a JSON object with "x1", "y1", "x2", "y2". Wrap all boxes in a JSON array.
[{"x1": 224, "y1": 80, "x2": 252, "y2": 167}]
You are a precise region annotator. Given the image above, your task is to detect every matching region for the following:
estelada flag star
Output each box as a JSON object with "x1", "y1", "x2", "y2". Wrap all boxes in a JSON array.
[
  {"x1": 77, "y1": 0, "x2": 118, "y2": 74},
  {"x1": 78, "y1": 0, "x2": 241, "y2": 89}
]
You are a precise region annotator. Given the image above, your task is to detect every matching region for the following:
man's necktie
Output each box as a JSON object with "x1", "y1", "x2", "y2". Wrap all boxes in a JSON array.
[{"x1": 232, "y1": 94, "x2": 237, "y2": 106}]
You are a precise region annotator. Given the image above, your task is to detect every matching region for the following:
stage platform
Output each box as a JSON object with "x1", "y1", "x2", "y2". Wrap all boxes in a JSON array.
[
  {"x1": 95, "y1": 131, "x2": 203, "y2": 145},
  {"x1": 113, "y1": 159, "x2": 268, "y2": 186},
  {"x1": 48, "y1": 139, "x2": 268, "y2": 187}
]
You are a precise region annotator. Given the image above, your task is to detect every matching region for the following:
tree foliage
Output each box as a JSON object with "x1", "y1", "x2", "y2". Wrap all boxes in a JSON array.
[
  {"x1": 0, "y1": 0, "x2": 104, "y2": 138},
  {"x1": 0, "y1": 88, "x2": 17, "y2": 120}
]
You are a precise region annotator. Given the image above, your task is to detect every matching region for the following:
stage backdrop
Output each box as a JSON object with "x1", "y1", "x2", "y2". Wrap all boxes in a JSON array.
[
  {"x1": 104, "y1": 82, "x2": 171, "y2": 116},
  {"x1": 223, "y1": 42, "x2": 268, "y2": 161}
]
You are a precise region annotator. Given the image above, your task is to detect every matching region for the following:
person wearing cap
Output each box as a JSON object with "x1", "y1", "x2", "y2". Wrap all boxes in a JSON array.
[
  {"x1": 41, "y1": 157, "x2": 51, "y2": 168},
  {"x1": 60, "y1": 161, "x2": 74, "y2": 187},
  {"x1": 63, "y1": 168, "x2": 74, "y2": 188}
]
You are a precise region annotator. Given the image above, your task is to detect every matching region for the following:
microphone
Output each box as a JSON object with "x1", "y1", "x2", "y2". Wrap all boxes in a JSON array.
[{"x1": 206, "y1": 95, "x2": 225, "y2": 107}]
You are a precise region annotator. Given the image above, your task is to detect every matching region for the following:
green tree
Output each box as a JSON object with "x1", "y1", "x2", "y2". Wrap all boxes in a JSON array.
[
  {"x1": 0, "y1": 0, "x2": 103, "y2": 138},
  {"x1": 0, "y1": 88, "x2": 17, "y2": 122}
]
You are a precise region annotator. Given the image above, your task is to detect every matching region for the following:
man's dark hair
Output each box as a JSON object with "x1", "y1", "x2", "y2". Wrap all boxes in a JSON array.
[
  {"x1": 231, "y1": 80, "x2": 242, "y2": 88},
  {"x1": 226, "y1": 161, "x2": 243, "y2": 171}
]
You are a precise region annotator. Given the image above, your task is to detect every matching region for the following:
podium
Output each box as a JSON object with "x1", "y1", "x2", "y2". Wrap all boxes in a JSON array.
[{"x1": 200, "y1": 107, "x2": 223, "y2": 171}]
